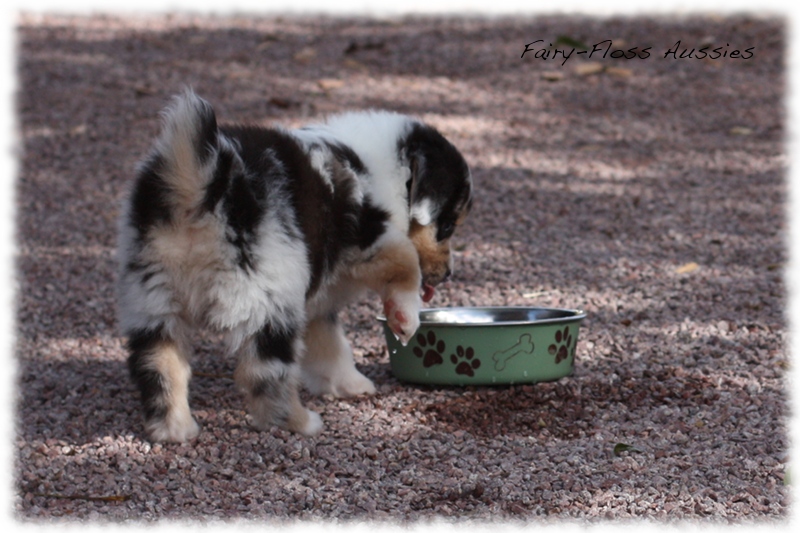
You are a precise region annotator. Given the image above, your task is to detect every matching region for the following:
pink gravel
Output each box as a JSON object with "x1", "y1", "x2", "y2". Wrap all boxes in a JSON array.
[{"x1": 11, "y1": 11, "x2": 789, "y2": 525}]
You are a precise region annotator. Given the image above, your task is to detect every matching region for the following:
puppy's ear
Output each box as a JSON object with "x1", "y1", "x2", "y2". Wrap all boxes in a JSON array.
[
  {"x1": 406, "y1": 157, "x2": 417, "y2": 209},
  {"x1": 406, "y1": 155, "x2": 420, "y2": 203},
  {"x1": 406, "y1": 154, "x2": 434, "y2": 226}
]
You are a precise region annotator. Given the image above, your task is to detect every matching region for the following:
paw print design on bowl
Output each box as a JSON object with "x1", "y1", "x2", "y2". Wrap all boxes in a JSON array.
[
  {"x1": 450, "y1": 346, "x2": 481, "y2": 377},
  {"x1": 413, "y1": 331, "x2": 446, "y2": 368},
  {"x1": 548, "y1": 326, "x2": 574, "y2": 364}
]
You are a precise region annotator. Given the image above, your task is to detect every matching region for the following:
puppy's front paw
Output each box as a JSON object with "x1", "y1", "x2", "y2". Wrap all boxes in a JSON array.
[
  {"x1": 146, "y1": 414, "x2": 201, "y2": 443},
  {"x1": 383, "y1": 292, "x2": 421, "y2": 346},
  {"x1": 285, "y1": 408, "x2": 323, "y2": 437},
  {"x1": 303, "y1": 368, "x2": 377, "y2": 398},
  {"x1": 299, "y1": 410, "x2": 324, "y2": 437}
]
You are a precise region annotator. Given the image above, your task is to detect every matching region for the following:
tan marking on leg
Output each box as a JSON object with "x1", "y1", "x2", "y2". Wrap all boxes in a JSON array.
[
  {"x1": 301, "y1": 317, "x2": 376, "y2": 397},
  {"x1": 145, "y1": 339, "x2": 199, "y2": 442},
  {"x1": 352, "y1": 236, "x2": 421, "y2": 297},
  {"x1": 347, "y1": 233, "x2": 422, "y2": 344}
]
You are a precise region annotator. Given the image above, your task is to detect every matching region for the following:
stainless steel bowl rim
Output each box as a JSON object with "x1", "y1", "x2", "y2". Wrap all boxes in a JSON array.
[{"x1": 377, "y1": 306, "x2": 586, "y2": 328}]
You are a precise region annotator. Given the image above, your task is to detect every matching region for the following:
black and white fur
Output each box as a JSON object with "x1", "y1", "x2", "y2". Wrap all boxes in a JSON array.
[{"x1": 117, "y1": 91, "x2": 472, "y2": 442}]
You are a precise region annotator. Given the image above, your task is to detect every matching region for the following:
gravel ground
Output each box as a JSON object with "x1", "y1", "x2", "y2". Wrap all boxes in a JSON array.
[{"x1": 11, "y1": 12, "x2": 789, "y2": 525}]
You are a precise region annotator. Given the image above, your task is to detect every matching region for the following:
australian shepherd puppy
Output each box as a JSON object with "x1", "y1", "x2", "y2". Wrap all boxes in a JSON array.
[{"x1": 117, "y1": 90, "x2": 472, "y2": 442}]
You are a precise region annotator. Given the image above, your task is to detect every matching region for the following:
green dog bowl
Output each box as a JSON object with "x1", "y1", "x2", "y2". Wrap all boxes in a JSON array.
[{"x1": 379, "y1": 307, "x2": 586, "y2": 385}]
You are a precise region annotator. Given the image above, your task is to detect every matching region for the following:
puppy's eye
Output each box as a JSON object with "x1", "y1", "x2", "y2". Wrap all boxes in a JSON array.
[{"x1": 437, "y1": 220, "x2": 455, "y2": 241}]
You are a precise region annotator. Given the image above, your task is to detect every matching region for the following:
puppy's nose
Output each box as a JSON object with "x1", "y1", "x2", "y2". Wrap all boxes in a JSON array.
[{"x1": 443, "y1": 267, "x2": 452, "y2": 282}]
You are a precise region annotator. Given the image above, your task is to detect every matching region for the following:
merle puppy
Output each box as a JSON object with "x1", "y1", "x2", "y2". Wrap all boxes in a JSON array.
[{"x1": 117, "y1": 91, "x2": 472, "y2": 442}]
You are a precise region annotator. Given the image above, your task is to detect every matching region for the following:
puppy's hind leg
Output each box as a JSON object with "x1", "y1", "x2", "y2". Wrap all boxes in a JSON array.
[
  {"x1": 126, "y1": 325, "x2": 200, "y2": 443},
  {"x1": 234, "y1": 323, "x2": 323, "y2": 436},
  {"x1": 301, "y1": 314, "x2": 377, "y2": 397}
]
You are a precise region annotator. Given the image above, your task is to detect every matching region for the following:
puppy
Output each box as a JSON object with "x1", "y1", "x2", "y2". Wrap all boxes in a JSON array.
[{"x1": 117, "y1": 91, "x2": 472, "y2": 442}]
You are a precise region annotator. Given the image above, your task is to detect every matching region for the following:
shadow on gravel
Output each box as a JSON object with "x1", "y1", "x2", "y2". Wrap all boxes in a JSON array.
[
  {"x1": 418, "y1": 369, "x2": 785, "y2": 449},
  {"x1": 16, "y1": 348, "x2": 245, "y2": 445}
]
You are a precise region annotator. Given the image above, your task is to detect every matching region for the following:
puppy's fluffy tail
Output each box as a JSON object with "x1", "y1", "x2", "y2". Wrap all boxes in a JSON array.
[{"x1": 150, "y1": 89, "x2": 227, "y2": 215}]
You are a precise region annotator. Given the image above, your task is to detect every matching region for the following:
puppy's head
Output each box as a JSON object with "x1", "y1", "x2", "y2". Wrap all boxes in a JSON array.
[{"x1": 400, "y1": 122, "x2": 473, "y2": 301}]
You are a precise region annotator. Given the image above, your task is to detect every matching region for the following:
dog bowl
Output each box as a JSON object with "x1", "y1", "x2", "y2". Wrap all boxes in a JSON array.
[{"x1": 379, "y1": 307, "x2": 586, "y2": 385}]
